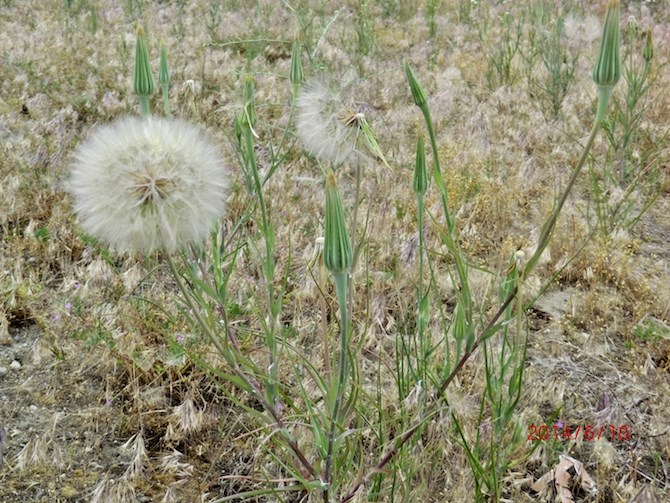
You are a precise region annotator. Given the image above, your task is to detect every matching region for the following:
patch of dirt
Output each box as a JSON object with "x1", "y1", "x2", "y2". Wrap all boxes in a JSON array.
[{"x1": 0, "y1": 323, "x2": 127, "y2": 501}]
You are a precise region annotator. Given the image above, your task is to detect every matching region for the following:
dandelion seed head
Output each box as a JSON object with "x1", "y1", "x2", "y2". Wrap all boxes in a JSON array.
[
  {"x1": 296, "y1": 80, "x2": 364, "y2": 167},
  {"x1": 70, "y1": 116, "x2": 228, "y2": 252}
]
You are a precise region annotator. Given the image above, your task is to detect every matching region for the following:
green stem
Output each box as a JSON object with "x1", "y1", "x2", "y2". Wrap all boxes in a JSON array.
[
  {"x1": 419, "y1": 102, "x2": 473, "y2": 349},
  {"x1": 263, "y1": 84, "x2": 300, "y2": 185},
  {"x1": 350, "y1": 161, "x2": 364, "y2": 268},
  {"x1": 161, "y1": 85, "x2": 171, "y2": 116},
  {"x1": 420, "y1": 104, "x2": 453, "y2": 232},
  {"x1": 325, "y1": 271, "x2": 349, "y2": 490},
  {"x1": 348, "y1": 161, "x2": 364, "y2": 320},
  {"x1": 523, "y1": 89, "x2": 608, "y2": 278},
  {"x1": 416, "y1": 194, "x2": 427, "y2": 379},
  {"x1": 244, "y1": 122, "x2": 279, "y2": 402},
  {"x1": 139, "y1": 95, "x2": 150, "y2": 116}
]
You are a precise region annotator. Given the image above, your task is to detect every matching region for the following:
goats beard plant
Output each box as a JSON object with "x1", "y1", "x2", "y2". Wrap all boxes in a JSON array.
[{"x1": 68, "y1": 2, "x2": 622, "y2": 501}]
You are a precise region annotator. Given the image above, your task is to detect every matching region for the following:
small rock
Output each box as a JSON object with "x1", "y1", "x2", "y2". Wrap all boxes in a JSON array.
[
  {"x1": 9, "y1": 360, "x2": 21, "y2": 370},
  {"x1": 0, "y1": 367, "x2": 7, "y2": 376},
  {"x1": 29, "y1": 405, "x2": 37, "y2": 412}
]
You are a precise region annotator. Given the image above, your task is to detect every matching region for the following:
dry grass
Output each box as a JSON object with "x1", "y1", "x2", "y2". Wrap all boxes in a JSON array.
[{"x1": 1, "y1": 0, "x2": 669, "y2": 501}]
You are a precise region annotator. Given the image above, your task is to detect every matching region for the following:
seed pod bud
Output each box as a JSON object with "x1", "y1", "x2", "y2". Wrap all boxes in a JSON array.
[
  {"x1": 643, "y1": 29, "x2": 653, "y2": 63},
  {"x1": 405, "y1": 63, "x2": 428, "y2": 108},
  {"x1": 323, "y1": 170, "x2": 352, "y2": 274},
  {"x1": 290, "y1": 40, "x2": 304, "y2": 87},
  {"x1": 244, "y1": 75, "x2": 257, "y2": 128},
  {"x1": 159, "y1": 46, "x2": 170, "y2": 90},
  {"x1": 413, "y1": 134, "x2": 428, "y2": 196},
  {"x1": 133, "y1": 26, "x2": 154, "y2": 98},
  {"x1": 592, "y1": 1, "x2": 621, "y2": 89}
]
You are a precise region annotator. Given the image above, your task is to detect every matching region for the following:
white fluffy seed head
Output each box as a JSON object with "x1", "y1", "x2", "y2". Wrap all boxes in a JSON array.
[
  {"x1": 296, "y1": 80, "x2": 363, "y2": 167},
  {"x1": 69, "y1": 116, "x2": 228, "y2": 252}
]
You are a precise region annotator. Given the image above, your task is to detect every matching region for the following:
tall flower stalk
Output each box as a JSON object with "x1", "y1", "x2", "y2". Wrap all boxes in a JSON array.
[
  {"x1": 322, "y1": 169, "x2": 353, "y2": 497},
  {"x1": 413, "y1": 134, "x2": 430, "y2": 382},
  {"x1": 240, "y1": 74, "x2": 281, "y2": 406}
]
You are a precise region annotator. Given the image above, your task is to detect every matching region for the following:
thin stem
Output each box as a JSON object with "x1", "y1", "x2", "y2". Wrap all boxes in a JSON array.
[
  {"x1": 161, "y1": 85, "x2": 171, "y2": 116},
  {"x1": 420, "y1": 104, "x2": 453, "y2": 233},
  {"x1": 350, "y1": 161, "x2": 363, "y2": 269},
  {"x1": 523, "y1": 106, "x2": 604, "y2": 277},
  {"x1": 244, "y1": 122, "x2": 279, "y2": 402},
  {"x1": 263, "y1": 83, "x2": 300, "y2": 184},
  {"x1": 420, "y1": 103, "x2": 472, "y2": 331},
  {"x1": 325, "y1": 271, "x2": 349, "y2": 493},
  {"x1": 139, "y1": 95, "x2": 150, "y2": 116},
  {"x1": 416, "y1": 194, "x2": 427, "y2": 379}
]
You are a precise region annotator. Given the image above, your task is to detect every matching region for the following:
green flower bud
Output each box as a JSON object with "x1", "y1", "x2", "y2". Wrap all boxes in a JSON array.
[
  {"x1": 592, "y1": 1, "x2": 621, "y2": 89},
  {"x1": 290, "y1": 39, "x2": 304, "y2": 87},
  {"x1": 234, "y1": 112, "x2": 243, "y2": 146},
  {"x1": 643, "y1": 29, "x2": 653, "y2": 63},
  {"x1": 159, "y1": 46, "x2": 169, "y2": 89},
  {"x1": 405, "y1": 63, "x2": 428, "y2": 108},
  {"x1": 243, "y1": 74, "x2": 257, "y2": 128},
  {"x1": 413, "y1": 134, "x2": 428, "y2": 196},
  {"x1": 323, "y1": 170, "x2": 352, "y2": 274},
  {"x1": 159, "y1": 46, "x2": 171, "y2": 115},
  {"x1": 133, "y1": 26, "x2": 154, "y2": 98}
]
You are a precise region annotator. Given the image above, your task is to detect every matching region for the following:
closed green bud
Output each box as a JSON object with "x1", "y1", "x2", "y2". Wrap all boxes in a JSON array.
[
  {"x1": 643, "y1": 29, "x2": 653, "y2": 63},
  {"x1": 413, "y1": 134, "x2": 428, "y2": 195},
  {"x1": 323, "y1": 170, "x2": 352, "y2": 274},
  {"x1": 234, "y1": 112, "x2": 243, "y2": 146},
  {"x1": 405, "y1": 63, "x2": 428, "y2": 108},
  {"x1": 159, "y1": 46, "x2": 169, "y2": 89},
  {"x1": 243, "y1": 75, "x2": 257, "y2": 128},
  {"x1": 159, "y1": 46, "x2": 171, "y2": 115},
  {"x1": 133, "y1": 26, "x2": 154, "y2": 98},
  {"x1": 290, "y1": 40, "x2": 304, "y2": 87},
  {"x1": 592, "y1": 1, "x2": 621, "y2": 89}
]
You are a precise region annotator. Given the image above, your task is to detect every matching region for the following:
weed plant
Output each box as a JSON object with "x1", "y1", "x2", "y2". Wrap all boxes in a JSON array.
[{"x1": 2, "y1": 1, "x2": 669, "y2": 502}]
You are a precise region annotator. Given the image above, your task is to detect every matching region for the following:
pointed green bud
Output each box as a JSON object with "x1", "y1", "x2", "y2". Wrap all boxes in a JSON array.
[
  {"x1": 643, "y1": 29, "x2": 653, "y2": 63},
  {"x1": 405, "y1": 63, "x2": 428, "y2": 108},
  {"x1": 323, "y1": 170, "x2": 352, "y2": 274},
  {"x1": 158, "y1": 46, "x2": 171, "y2": 115},
  {"x1": 290, "y1": 40, "x2": 304, "y2": 87},
  {"x1": 243, "y1": 74, "x2": 257, "y2": 128},
  {"x1": 413, "y1": 134, "x2": 428, "y2": 196},
  {"x1": 159, "y1": 46, "x2": 170, "y2": 89},
  {"x1": 133, "y1": 26, "x2": 154, "y2": 98},
  {"x1": 234, "y1": 112, "x2": 244, "y2": 146},
  {"x1": 592, "y1": 1, "x2": 621, "y2": 89}
]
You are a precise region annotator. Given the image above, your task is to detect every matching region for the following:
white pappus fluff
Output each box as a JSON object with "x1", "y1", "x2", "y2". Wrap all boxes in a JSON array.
[
  {"x1": 296, "y1": 79, "x2": 363, "y2": 167},
  {"x1": 69, "y1": 116, "x2": 228, "y2": 252}
]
